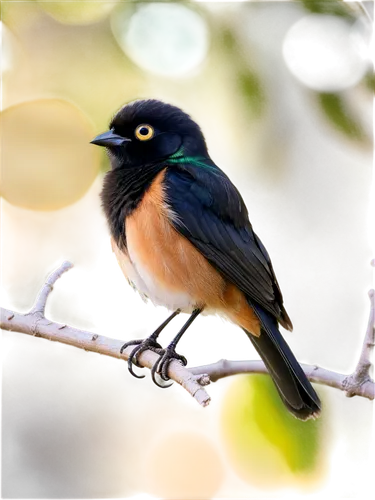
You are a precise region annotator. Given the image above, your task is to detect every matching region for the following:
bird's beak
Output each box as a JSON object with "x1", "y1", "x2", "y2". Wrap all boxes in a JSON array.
[{"x1": 90, "y1": 129, "x2": 131, "y2": 147}]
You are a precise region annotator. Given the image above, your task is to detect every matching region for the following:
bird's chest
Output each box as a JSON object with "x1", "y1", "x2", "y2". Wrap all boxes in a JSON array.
[
  {"x1": 112, "y1": 169, "x2": 195, "y2": 311},
  {"x1": 111, "y1": 170, "x2": 225, "y2": 312},
  {"x1": 120, "y1": 208, "x2": 194, "y2": 311}
]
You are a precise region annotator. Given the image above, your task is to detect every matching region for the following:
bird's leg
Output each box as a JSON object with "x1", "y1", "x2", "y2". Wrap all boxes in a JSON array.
[
  {"x1": 151, "y1": 308, "x2": 202, "y2": 388},
  {"x1": 120, "y1": 309, "x2": 181, "y2": 379}
]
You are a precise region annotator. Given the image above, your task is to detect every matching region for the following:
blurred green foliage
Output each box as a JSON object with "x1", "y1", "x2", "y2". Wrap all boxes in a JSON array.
[{"x1": 298, "y1": 0, "x2": 357, "y2": 20}]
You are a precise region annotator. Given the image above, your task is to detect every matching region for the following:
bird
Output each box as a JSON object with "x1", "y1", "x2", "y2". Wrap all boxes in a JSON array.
[{"x1": 91, "y1": 99, "x2": 321, "y2": 420}]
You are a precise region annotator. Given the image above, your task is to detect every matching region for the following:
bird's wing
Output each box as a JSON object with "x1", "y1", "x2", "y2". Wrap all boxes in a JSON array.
[{"x1": 164, "y1": 162, "x2": 292, "y2": 329}]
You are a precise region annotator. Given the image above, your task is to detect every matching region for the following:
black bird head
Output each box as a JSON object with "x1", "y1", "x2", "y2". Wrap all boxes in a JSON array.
[{"x1": 91, "y1": 99, "x2": 208, "y2": 168}]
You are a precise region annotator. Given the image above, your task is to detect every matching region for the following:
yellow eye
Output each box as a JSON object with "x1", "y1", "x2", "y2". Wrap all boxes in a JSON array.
[{"x1": 135, "y1": 124, "x2": 154, "y2": 141}]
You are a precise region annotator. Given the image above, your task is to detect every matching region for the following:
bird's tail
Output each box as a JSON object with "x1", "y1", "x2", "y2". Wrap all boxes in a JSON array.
[{"x1": 245, "y1": 302, "x2": 321, "y2": 420}]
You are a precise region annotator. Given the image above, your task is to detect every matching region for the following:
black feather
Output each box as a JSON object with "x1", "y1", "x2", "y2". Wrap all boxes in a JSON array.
[
  {"x1": 246, "y1": 302, "x2": 321, "y2": 420},
  {"x1": 101, "y1": 162, "x2": 164, "y2": 249}
]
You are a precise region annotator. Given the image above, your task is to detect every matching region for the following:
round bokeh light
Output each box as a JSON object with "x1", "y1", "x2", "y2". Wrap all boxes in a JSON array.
[
  {"x1": 112, "y1": 3, "x2": 209, "y2": 77},
  {"x1": 0, "y1": 99, "x2": 100, "y2": 211}
]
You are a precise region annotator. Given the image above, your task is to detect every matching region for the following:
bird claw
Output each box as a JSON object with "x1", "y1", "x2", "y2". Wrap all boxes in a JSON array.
[
  {"x1": 119, "y1": 309, "x2": 195, "y2": 386},
  {"x1": 151, "y1": 345, "x2": 188, "y2": 388},
  {"x1": 120, "y1": 337, "x2": 163, "y2": 379}
]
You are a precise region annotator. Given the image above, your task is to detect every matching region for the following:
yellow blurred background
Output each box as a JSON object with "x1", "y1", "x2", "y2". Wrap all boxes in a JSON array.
[{"x1": 1, "y1": 1, "x2": 373, "y2": 499}]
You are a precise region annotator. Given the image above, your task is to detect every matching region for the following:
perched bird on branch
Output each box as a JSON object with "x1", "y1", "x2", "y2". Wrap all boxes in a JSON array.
[{"x1": 91, "y1": 99, "x2": 321, "y2": 420}]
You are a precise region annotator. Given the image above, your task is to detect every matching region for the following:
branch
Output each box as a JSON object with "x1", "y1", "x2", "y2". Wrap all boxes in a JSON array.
[
  {"x1": 1, "y1": 263, "x2": 374, "y2": 406},
  {"x1": 190, "y1": 357, "x2": 373, "y2": 401},
  {"x1": 0, "y1": 262, "x2": 211, "y2": 407}
]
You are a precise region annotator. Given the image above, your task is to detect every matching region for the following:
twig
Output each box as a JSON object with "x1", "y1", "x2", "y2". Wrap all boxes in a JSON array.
[
  {"x1": 29, "y1": 261, "x2": 73, "y2": 316},
  {"x1": 344, "y1": 257, "x2": 375, "y2": 399},
  {"x1": 1, "y1": 263, "x2": 374, "y2": 404}
]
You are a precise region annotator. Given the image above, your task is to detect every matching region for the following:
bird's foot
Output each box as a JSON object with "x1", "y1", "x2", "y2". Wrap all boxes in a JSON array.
[
  {"x1": 120, "y1": 308, "x2": 194, "y2": 386},
  {"x1": 120, "y1": 337, "x2": 163, "y2": 379},
  {"x1": 120, "y1": 309, "x2": 180, "y2": 380},
  {"x1": 151, "y1": 345, "x2": 188, "y2": 388}
]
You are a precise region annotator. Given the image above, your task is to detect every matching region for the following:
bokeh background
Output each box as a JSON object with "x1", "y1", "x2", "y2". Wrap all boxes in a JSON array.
[{"x1": 1, "y1": 1, "x2": 374, "y2": 498}]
